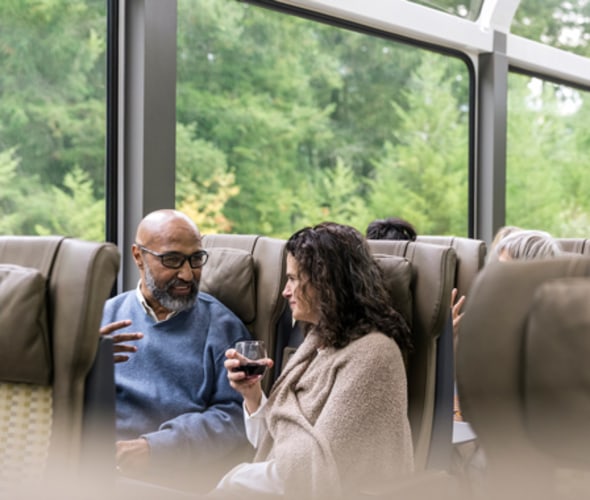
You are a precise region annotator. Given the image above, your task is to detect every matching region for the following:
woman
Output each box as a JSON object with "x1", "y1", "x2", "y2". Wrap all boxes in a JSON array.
[{"x1": 218, "y1": 222, "x2": 414, "y2": 499}]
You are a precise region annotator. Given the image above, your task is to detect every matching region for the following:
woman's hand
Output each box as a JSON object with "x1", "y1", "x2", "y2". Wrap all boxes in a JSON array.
[
  {"x1": 450, "y1": 288, "x2": 466, "y2": 353},
  {"x1": 225, "y1": 348, "x2": 273, "y2": 415}
]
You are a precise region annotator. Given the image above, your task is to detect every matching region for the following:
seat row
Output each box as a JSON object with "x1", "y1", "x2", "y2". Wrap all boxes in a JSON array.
[
  {"x1": 0, "y1": 236, "x2": 120, "y2": 489},
  {"x1": 201, "y1": 233, "x2": 488, "y2": 471},
  {"x1": 200, "y1": 234, "x2": 590, "y2": 472},
  {"x1": 2, "y1": 233, "x2": 588, "y2": 494}
]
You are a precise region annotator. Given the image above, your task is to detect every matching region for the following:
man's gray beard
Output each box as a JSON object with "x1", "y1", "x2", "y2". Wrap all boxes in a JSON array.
[{"x1": 144, "y1": 263, "x2": 199, "y2": 312}]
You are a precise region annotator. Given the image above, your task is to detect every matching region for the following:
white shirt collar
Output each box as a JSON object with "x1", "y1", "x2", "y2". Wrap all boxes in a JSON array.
[{"x1": 135, "y1": 281, "x2": 177, "y2": 322}]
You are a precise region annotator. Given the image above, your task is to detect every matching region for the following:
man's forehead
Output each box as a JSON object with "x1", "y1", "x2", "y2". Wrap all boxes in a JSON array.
[{"x1": 140, "y1": 221, "x2": 201, "y2": 246}]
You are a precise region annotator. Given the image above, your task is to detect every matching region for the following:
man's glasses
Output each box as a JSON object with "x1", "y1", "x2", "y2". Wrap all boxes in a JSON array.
[{"x1": 135, "y1": 243, "x2": 209, "y2": 269}]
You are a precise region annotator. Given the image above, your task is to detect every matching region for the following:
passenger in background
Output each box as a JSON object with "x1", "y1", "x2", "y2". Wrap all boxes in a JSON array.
[
  {"x1": 366, "y1": 216, "x2": 417, "y2": 241},
  {"x1": 488, "y1": 225, "x2": 522, "y2": 255},
  {"x1": 488, "y1": 228, "x2": 562, "y2": 262},
  {"x1": 452, "y1": 226, "x2": 563, "y2": 484},
  {"x1": 100, "y1": 209, "x2": 251, "y2": 492},
  {"x1": 217, "y1": 222, "x2": 414, "y2": 499},
  {"x1": 454, "y1": 227, "x2": 560, "y2": 417},
  {"x1": 365, "y1": 217, "x2": 465, "y2": 335}
]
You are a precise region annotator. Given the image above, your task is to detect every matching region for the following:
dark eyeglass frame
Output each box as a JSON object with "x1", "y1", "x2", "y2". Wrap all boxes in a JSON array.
[{"x1": 135, "y1": 243, "x2": 209, "y2": 269}]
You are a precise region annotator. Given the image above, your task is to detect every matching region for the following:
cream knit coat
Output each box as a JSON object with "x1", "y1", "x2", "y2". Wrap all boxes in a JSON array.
[{"x1": 254, "y1": 330, "x2": 414, "y2": 499}]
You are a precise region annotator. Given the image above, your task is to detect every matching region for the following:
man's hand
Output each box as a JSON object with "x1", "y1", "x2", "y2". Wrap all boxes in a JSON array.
[
  {"x1": 100, "y1": 320, "x2": 143, "y2": 363},
  {"x1": 116, "y1": 438, "x2": 151, "y2": 477}
]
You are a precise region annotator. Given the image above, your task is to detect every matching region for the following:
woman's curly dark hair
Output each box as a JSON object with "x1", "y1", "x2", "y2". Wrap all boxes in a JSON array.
[{"x1": 286, "y1": 222, "x2": 412, "y2": 355}]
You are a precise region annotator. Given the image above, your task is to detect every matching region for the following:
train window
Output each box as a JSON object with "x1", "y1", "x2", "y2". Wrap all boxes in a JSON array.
[
  {"x1": 176, "y1": 0, "x2": 471, "y2": 238},
  {"x1": 0, "y1": 1, "x2": 107, "y2": 240},
  {"x1": 408, "y1": 0, "x2": 484, "y2": 21},
  {"x1": 512, "y1": 0, "x2": 590, "y2": 57},
  {"x1": 506, "y1": 72, "x2": 590, "y2": 237}
]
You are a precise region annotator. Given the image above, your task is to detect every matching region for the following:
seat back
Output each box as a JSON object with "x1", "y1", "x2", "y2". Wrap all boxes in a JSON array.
[
  {"x1": 201, "y1": 234, "x2": 456, "y2": 471},
  {"x1": 367, "y1": 240, "x2": 457, "y2": 471},
  {"x1": 456, "y1": 256, "x2": 590, "y2": 499},
  {"x1": 0, "y1": 236, "x2": 120, "y2": 491},
  {"x1": 415, "y1": 236, "x2": 488, "y2": 470},
  {"x1": 416, "y1": 236, "x2": 487, "y2": 300},
  {"x1": 556, "y1": 238, "x2": 590, "y2": 256},
  {"x1": 201, "y1": 234, "x2": 288, "y2": 392}
]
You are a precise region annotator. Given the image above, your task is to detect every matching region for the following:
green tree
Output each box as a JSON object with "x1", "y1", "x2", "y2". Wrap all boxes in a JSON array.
[
  {"x1": 177, "y1": 0, "x2": 443, "y2": 236},
  {"x1": 177, "y1": 0, "x2": 342, "y2": 235},
  {"x1": 368, "y1": 53, "x2": 469, "y2": 235},
  {"x1": 34, "y1": 166, "x2": 104, "y2": 241},
  {"x1": 0, "y1": 0, "x2": 106, "y2": 237},
  {"x1": 557, "y1": 91, "x2": 590, "y2": 237},
  {"x1": 0, "y1": 148, "x2": 28, "y2": 233},
  {"x1": 505, "y1": 75, "x2": 582, "y2": 235},
  {"x1": 176, "y1": 122, "x2": 240, "y2": 233},
  {"x1": 289, "y1": 158, "x2": 371, "y2": 235},
  {"x1": 513, "y1": 0, "x2": 590, "y2": 58}
]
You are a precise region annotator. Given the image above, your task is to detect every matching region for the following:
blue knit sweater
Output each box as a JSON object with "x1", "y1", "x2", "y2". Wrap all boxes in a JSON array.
[{"x1": 101, "y1": 290, "x2": 251, "y2": 467}]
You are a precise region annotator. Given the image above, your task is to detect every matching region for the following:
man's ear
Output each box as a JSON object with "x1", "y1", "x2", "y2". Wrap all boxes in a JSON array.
[{"x1": 132, "y1": 244, "x2": 144, "y2": 269}]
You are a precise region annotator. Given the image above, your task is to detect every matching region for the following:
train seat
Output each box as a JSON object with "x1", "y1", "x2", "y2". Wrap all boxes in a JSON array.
[
  {"x1": 456, "y1": 256, "x2": 590, "y2": 499},
  {"x1": 201, "y1": 234, "x2": 288, "y2": 393},
  {"x1": 367, "y1": 240, "x2": 457, "y2": 471},
  {"x1": 556, "y1": 238, "x2": 590, "y2": 256},
  {"x1": 416, "y1": 236, "x2": 487, "y2": 300},
  {"x1": 415, "y1": 236, "x2": 488, "y2": 467},
  {"x1": 0, "y1": 235, "x2": 120, "y2": 495}
]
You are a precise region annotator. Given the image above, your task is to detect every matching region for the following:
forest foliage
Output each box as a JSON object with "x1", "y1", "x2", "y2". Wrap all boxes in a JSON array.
[{"x1": 0, "y1": 0, "x2": 588, "y2": 240}]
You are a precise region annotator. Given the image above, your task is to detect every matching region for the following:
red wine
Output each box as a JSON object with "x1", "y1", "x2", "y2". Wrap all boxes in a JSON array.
[{"x1": 233, "y1": 363, "x2": 266, "y2": 376}]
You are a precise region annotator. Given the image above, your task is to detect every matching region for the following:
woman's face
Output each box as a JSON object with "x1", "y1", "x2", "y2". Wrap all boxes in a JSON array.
[{"x1": 282, "y1": 253, "x2": 320, "y2": 325}]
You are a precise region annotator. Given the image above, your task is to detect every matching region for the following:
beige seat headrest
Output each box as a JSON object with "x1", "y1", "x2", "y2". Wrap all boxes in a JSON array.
[
  {"x1": 373, "y1": 254, "x2": 413, "y2": 329},
  {"x1": 200, "y1": 247, "x2": 257, "y2": 325},
  {"x1": 0, "y1": 264, "x2": 51, "y2": 384}
]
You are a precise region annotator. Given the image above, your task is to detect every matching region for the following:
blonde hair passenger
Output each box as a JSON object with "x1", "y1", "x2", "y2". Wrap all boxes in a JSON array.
[
  {"x1": 489, "y1": 228, "x2": 562, "y2": 263},
  {"x1": 489, "y1": 225, "x2": 522, "y2": 253}
]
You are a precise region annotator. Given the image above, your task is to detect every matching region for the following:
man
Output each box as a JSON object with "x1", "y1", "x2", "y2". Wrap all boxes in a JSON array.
[{"x1": 100, "y1": 209, "x2": 251, "y2": 491}]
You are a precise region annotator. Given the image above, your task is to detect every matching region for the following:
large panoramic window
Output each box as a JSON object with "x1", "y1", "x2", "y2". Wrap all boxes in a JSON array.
[
  {"x1": 512, "y1": 0, "x2": 590, "y2": 57},
  {"x1": 0, "y1": 1, "x2": 107, "y2": 240},
  {"x1": 176, "y1": 0, "x2": 471, "y2": 238},
  {"x1": 409, "y1": 0, "x2": 484, "y2": 20},
  {"x1": 506, "y1": 72, "x2": 590, "y2": 236}
]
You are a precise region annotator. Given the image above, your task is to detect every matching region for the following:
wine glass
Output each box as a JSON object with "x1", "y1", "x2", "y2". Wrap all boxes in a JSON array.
[{"x1": 233, "y1": 340, "x2": 268, "y2": 378}]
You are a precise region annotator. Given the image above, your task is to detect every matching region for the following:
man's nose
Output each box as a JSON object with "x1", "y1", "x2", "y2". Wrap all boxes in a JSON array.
[{"x1": 176, "y1": 259, "x2": 195, "y2": 279}]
